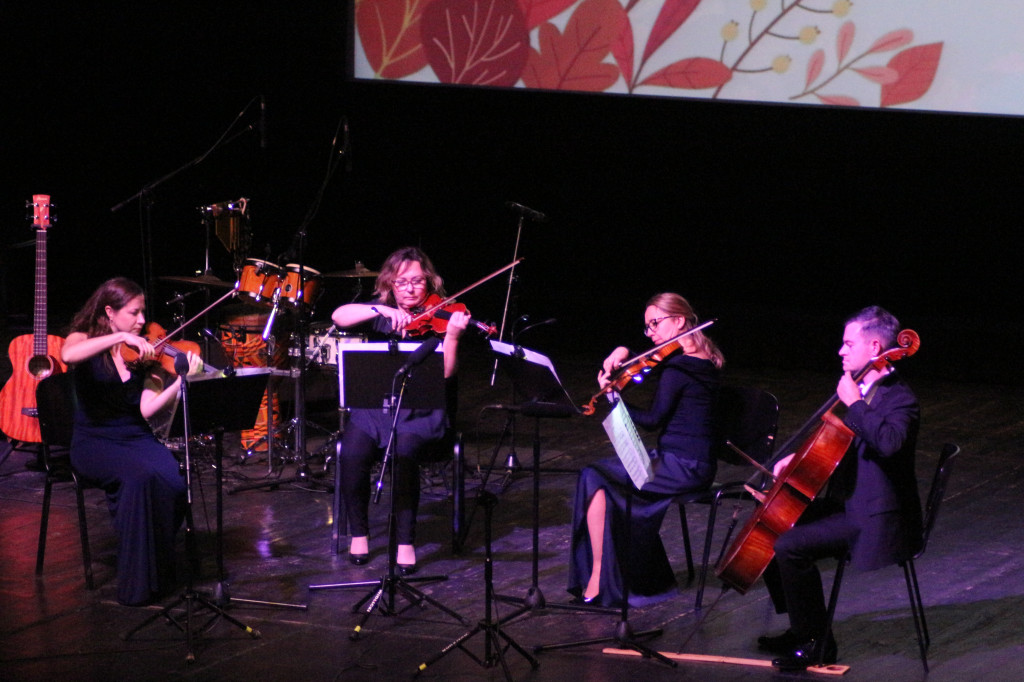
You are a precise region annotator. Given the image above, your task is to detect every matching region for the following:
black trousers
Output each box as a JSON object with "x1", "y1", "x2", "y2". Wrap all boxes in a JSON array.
[
  {"x1": 339, "y1": 425, "x2": 431, "y2": 545},
  {"x1": 763, "y1": 502, "x2": 856, "y2": 642}
]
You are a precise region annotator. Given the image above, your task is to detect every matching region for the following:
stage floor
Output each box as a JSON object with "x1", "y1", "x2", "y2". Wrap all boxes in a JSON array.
[{"x1": 1, "y1": 350, "x2": 1022, "y2": 681}]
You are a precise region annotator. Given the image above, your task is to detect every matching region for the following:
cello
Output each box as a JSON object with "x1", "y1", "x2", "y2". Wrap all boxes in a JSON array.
[{"x1": 715, "y1": 329, "x2": 920, "y2": 594}]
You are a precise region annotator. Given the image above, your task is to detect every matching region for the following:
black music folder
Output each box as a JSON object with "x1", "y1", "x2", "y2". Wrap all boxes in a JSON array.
[
  {"x1": 164, "y1": 367, "x2": 270, "y2": 437},
  {"x1": 336, "y1": 342, "x2": 445, "y2": 410}
]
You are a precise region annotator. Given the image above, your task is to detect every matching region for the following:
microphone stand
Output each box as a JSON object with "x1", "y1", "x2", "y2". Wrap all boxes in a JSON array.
[{"x1": 111, "y1": 96, "x2": 261, "y2": 308}]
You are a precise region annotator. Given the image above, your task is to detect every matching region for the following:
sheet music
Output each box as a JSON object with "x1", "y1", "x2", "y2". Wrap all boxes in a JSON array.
[
  {"x1": 490, "y1": 340, "x2": 562, "y2": 384},
  {"x1": 602, "y1": 399, "x2": 652, "y2": 490}
]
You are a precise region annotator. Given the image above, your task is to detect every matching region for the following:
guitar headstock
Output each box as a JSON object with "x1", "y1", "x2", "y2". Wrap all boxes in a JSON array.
[{"x1": 27, "y1": 194, "x2": 53, "y2": 231}]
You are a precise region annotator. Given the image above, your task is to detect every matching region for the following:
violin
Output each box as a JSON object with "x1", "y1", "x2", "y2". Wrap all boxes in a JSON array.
[
  {"x1": 715, "y1": 329, "x2": 921, "y2": 594},
  {"x1": 119, "y1": 321, "x2": 215, "y2": 376},
  {"x1": 581, "y1": 319, "x2": 716, "y2": 416},
  {"x1": 406, "y1": 293, "x2": 497, "y2": 337}
]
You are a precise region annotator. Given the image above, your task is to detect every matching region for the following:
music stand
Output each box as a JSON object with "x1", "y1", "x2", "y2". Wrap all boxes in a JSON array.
[
  {"x1": 308, "y1": 343, "x2": 467, "y2": 636},
  {"x1": 482, "y1": 342, "x2": 612, "y2": 614},
  {"x1": 123, "y1": 368, "x2": 301, "y2": 662}
]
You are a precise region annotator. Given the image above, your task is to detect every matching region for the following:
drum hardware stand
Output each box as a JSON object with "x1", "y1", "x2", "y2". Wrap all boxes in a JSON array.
[
  {"x1": 414, "y1": 490, "x2": 539, "y2": 679},
  {"x1": 111, "y1": 96, "x2": 262, "y2": 309},
  {"x1": 309, "y1": 339, "x2": 468, "y2": 636},
  {"x1": 122, "y1": 356, "x2": 266, "y2": 664}
]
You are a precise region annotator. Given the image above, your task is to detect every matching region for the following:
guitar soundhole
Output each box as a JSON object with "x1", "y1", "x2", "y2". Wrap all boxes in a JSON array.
[{"x1": 28, "y1": 356, "x2": 57, "y2": 380}]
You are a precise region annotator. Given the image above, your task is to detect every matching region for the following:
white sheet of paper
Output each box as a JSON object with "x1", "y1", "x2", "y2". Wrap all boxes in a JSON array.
[{"x1": 602, "y1": 399, "x2": 652, "y2": 490}]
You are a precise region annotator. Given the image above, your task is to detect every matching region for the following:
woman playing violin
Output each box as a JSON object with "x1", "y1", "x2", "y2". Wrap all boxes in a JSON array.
[
  {"x1": 60, "y1": 277, "x2": 204, "y2": 606},
  {"x1": 331, "y1": 246, "x2": 469, "y2": 572},
  {"x1": 568, "y1": 293, "x2": 724, "y2": 607}
]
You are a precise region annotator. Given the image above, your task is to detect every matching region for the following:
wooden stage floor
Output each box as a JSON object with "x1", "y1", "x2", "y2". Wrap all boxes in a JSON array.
[{"x1": 1, "y1": 351, "x2": 1022, "y2": 681}]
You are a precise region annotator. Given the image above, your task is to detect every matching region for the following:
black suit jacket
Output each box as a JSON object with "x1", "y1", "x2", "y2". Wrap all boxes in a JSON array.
[{"x1": 836, "y1": 371, "x2": 922, "y2": 571}]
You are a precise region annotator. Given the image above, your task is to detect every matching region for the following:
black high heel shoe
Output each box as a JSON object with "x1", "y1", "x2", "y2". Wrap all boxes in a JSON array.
[
  {"x1": 349, "y1": 552, "x2": 369, "y2": 566},
  {"x1": 397, "y1": 563, "x2": 418, "y2": 576}
]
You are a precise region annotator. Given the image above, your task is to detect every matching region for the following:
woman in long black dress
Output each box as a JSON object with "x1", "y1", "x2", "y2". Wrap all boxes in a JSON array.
[
  {"x1": 568, "y1": 293, "x2": 724, "y2": 607},
  {"x1": 61, "y1": 277, "x2": 204, "y2": 606},
  {"x1": 331, "y1": 247, "x2": 469, "y2": 573}
]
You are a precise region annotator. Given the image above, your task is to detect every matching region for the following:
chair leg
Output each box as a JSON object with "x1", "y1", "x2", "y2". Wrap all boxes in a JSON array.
[
  {"x1": 677, "y1": 503, "x2": 695, "y2": 584},
  {"x1": 903, "y1": 560, "x2": 929, "y2": 672},
  {"x1": 73, "y1": 480, "x2": 95, "y2": 590},
  {"x1": 696, "y1": 495, "x2": 724, "y2": 610},
  {"x1": 36, "y1": 470, "x2": 54, "y2": 576},
  {"x1": 452, "y1": 435, "x2": 465, "y2": 555},
  {"x1": 819, "y1": 557, "x2": 847, "y2": 666}
]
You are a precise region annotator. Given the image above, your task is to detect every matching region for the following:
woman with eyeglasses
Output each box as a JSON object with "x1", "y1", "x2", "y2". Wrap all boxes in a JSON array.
[
  {"x1": 330, "y1": 247, "x2": 469, "y2": 573},
  {"x1": 567, "y1": 292, "x2": 724, "y2": 607}
]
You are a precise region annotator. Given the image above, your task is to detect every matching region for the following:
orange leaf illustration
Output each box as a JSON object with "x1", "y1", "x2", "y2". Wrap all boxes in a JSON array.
[
  {"x1": 816, "y1": 94, "x2": 860, "y2": 107},
  {"x1": 521, "y1": 0, "x2": 624, "y2": 92},
  {"x1": 611, "y1": 12, "x2": 635, "y2": 87},
  {"x1": 639, "y1": 57, "x2": 731, "y2": 90},
  {"x1": 836, "y1": 21, "x2": 855, "y2": 63},
  {"x1": 867, "y1": 29, "x2": 913, "y2": 55},
  {"x1": 517, "y1": 0, "x2": 577, "y2": 30},
  {"x1": 642, "y1": 0, "x2": 702, "y2": 64},
  {"x1": 806, "y1": 49, "x2": 824, "y2": 89},
  {"x1": 357, "y1": 0, "x2": 430, "y2": 79},
  {"x1": 880, "y1": 42, "x2": 943, "y2": 107},
  {"x1": 421, "y1": 0, "x2": 530, "y2": 86},
  {"x1": 853, "y1": 66, "x2": 899, "y2": 85}
]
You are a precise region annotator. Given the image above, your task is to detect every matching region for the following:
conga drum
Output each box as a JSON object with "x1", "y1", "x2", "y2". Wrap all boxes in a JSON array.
[{"x1": 218, "y1": 307, "x2": 287, "y2": 451}]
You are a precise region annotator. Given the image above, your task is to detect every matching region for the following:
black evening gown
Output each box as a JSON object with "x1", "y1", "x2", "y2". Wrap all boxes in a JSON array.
[
  {"x1": 568, "y1": 353, "x2": 719, "y2": 608},
  {"x1": 70, "y1": 354, "x2": 186, "y2": 606}
]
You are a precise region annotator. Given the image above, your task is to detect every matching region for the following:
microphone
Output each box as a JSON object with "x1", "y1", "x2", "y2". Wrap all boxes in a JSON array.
[
  {"x1": 395, "y1": 337, "x2": 440, "y2": 377},
  {"x1": 505, "y1": 201, "x2": 547, "y2": 222},
  {"x1": 259, "y1": 95, "x2": 267, "y2": 149},
  {"x1": 165, "y1": 290, "x2": 200, "y2": 306},
  {"x1": 262, "y1": 287, "x2": 281, "y2": 341}
]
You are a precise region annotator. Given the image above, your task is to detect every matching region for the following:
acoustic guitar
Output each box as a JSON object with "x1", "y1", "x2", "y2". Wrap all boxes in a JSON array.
[{"x1": 0, "y1": 195, "x2": 67, "y2": 442}]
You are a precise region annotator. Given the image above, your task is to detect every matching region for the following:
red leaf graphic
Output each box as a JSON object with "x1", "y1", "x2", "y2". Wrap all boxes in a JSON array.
[
  {"x1": 880, "y1": 42, "x2": 943, "y2": 107},
  {"x1": 816, "y1": 94, "x2": 860, "y2": 107},
  {"x1": 806, "y1": 49, "x2": 824, "y2": 89},
  {"x1": 521, "y1": 0, "x2": 624, "y2": 92},
  {"x1": 517, "y1": 0, "x2": 577, "y2": 30},
  {"x1": 853, "y1": 66, "x2": 899, "y2": 85},
  {"x1": 421, "y1": 0, "x2": 530, "y2": 86},
  {"x1": 836, "y1": 21, "x2": 854, "y2": 63},
  {"x1": 357, "y1": 0, "x2": 430, "y2": 79},
  {"x1": 867, "y1": 29, "x2": 913, "y2": 55},
  {"x1": 639, "y1": 57, "x2": 731, "y2": 90},
  {"x1": 642, "y1": 0, "x2": 702, "y2": 65},
  {"x1": 611, "y1": 12, "x2": 635, "y2": 87}
]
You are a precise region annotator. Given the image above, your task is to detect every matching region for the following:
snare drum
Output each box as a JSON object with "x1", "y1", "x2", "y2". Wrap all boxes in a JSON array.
[
  {"x1": 237, "y1": 259, "x2": 283, "y2": 304},
  {"x1": 306, "y1": 329, "x2": 365, "y2": 366},
  {"x1": 281, "y1": 263, "x2": 321, "y2": 308}
]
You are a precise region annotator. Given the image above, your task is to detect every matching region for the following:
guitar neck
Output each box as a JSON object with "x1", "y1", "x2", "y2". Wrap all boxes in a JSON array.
[{"x1": 33, "y1": 227, "x2": 48, "y2": 356}]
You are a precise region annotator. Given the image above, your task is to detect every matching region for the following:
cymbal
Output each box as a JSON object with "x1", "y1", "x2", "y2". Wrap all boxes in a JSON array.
[
  {"x1": 323, "y1": 265, "x2": 379, "y2": 278},
  {"x1": 159, "y1": 273, "x2": 234, "y2": 288}
]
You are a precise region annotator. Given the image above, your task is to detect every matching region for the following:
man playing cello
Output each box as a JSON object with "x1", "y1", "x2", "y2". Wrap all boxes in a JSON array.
[{"x1": 758, "y1": 305, "x2": 922, "y2": 669}]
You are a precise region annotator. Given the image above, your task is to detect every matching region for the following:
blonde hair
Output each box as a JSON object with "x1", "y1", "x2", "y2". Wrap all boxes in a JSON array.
[
  {"x1": 373, "y1": 246, "x2": 445, "y2": 306},
  {"x1": 646, "y1": 292, "x2": 724, "y2": 369}
]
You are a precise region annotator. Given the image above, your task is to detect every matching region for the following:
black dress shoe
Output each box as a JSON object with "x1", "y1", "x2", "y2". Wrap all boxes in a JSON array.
[
  {"x1": 757, "y1": 629, "x2": 800, "y2": 654},
  {"x1": 771, "y1": 636, "x2": 838, "y2": 671},
  {"x1": 348, "y1": 553, "x2": 369, "y2": 566},
  {"x1": 397, "y1": 563, "x2": 418, "y2": 576}
]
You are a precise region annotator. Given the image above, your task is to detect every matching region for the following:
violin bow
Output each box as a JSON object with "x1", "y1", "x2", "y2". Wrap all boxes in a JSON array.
[{"x1": 408, "y1": 258, "x2": 523, "y2": 326}]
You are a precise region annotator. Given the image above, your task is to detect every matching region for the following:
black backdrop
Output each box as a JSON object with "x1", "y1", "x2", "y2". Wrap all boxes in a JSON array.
[{"x1": 4, "y1": 3, "x2": 1021, "y2": 384}]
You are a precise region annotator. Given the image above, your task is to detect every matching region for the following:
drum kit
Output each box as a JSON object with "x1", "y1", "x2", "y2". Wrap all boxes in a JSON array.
[{"x1": 158, "y1": 199, "x2": 379, "y2": 469}]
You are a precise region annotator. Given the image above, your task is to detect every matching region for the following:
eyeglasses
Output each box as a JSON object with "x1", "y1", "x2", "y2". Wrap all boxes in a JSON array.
[
  {"x1": 393, "y1": 277, "x2": 427, "y2": 290},
  {"x1": 644, "y1": 315, "x2": 678, "y2": 335}
]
